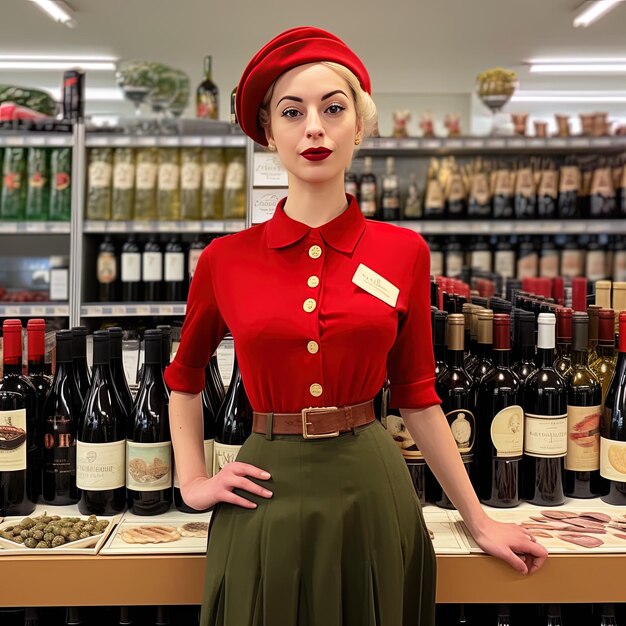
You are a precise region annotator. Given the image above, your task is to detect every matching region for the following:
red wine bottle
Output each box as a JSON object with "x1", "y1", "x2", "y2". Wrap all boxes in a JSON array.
[
  {"x1": 27, "y1": 318, "x2": 51, "y2": 420},
  {"x1": 466, "y1": 308, "x2": 494, "y2": 382},
  {"x1": 97, "y1": 235, "x2": 118, "y2": 302},
  {"x1": 522, "y1": 313, "x2": 567, "y2": 506},
  {"x1": 0, "y1": 319, "x2": 38, "y2": 512},
  {"x1": 164, "y1": 236, "x2": 185, "y2": 302},
  {"x1": 564, "y1": 312, "x2": 603, "y2": 498},
  {"x1": 156, "y1": 325, "x2": 171, "y2": 372},
  {"x1": 476, "y1": 314, "x2": 523, "y2": 507},
  {"x1": 77, "y1": 330, "x2": 126, "y2": 515},
  {"x1": 41, "y1": 330, "x2": 81, "y2": 505},
  {"x1": 126, "y1": 329, "x2": 172, "y2": 515},
  {"x1": 71, "y1": 326, "x2": 91, "y2": 403},
  {"x1": 511, "y1": 310, "x2": 537, "y2": 384},
  {"x1": 600, "y1": 311, "x2": 626, "y2": 504},
  {"x1": 433, "y1": 309, "x2": 448, "y2": 378},
  {"x1": 433, "y1": 314, "x2": 475, "y2": 509},
  {"x1": 108, "y1": 327, "x2": 133, "y2": 418},
  {"x1": 142, "y1": 237, "x2": 163, "y2": 302},
  {"x1": 121, "y1": 235, "x2": 141, "y2": 302},
  {"x1": 554, "y1": 307, "x2": 573, "y2": 379}
]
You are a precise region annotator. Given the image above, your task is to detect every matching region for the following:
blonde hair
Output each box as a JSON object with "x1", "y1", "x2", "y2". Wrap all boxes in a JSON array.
[{"x1": 258, "y1": 62, "x2": 378, "y2": 140}]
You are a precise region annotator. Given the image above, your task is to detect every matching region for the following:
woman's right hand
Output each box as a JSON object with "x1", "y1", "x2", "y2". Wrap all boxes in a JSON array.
[{"x1": 181, "y1": 462, "x2": 273, "y2": 511}]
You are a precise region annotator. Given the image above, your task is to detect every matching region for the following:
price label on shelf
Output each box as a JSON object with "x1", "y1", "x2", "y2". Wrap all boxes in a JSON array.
[
  {"x1": 464, "y1": 139, "x2": 483, "y2": 149},
  {"x1": 529, "y1": 139, "x2": 546, "y2": 149},
  {"x1": 224, "y1": 220, "x2": 245, "y2": 232},
  {"x1": 88, "y1": 136, "x2": 110, "y2": 147},
  {"x1": 137, "y1": 137, "x2": 157, "y2": 147},
  {"x1": 182, "y1": 137, "x2": 203, "y2": 146},
  {"x1": 593, "y1": 138, "x2": 612, "y2": 147},
  {"x1": 29, "y1": 136, "x2": 46, "y2": 146},
  {"x1": 31, "y1": 306, "x2": 45, "y2": 316},
  {"x1": 5, "y1": 307, "x2": 20, "y2": 316},
  {"x1": 571, "y1": 138, "x2": 590, "y2": 148},
  {"x1": 84, "y1": 221, "x2": 106, "y2": 233},
  {"x1": 107, "y1": 222, "x2": 127, "y2": 233},
  {"x1": 113, "y1": 306, "x2": 126, "y2": 316},
  {"x1": 446, "y1": 140, "x2": 463, "y2": 149},
  {"x1": 0, "y1": 223, "x2": 18, "y2": 233},
  {"x1": 49, "y1": 222, "x2": 71, "y2": 233},
  {"x1": 47, "y1": 135, "x2": 70, "y2": 147},
  {"x1": 89, "y1": 306, "x2": 103, "y2": 316},
  {"x1": 161, "y1": 137, "x2": 180, "y2": 147},
  {"x1": 225, "y1": 136, "x2": 246, "y2": 147},
  {"x1": 486, "y1": 139, "x2": 506, "y2": 149},
  {"x1": 423, "y1": 140, "x2": 442, "y2": 150},
  {"x1": 157, "y1": 221, "x2": 175, "y2": 232},
  {"x1": 6, "y1": 136, "x2": 24, "y2": 146},
  {"x1": 25, "y1": 222, "x2": 44, "y2": 233},
  {"x1": 158, "y1": 305, "x2": 174, "y2": 316},
  {"x1": 203, "y1": 136, "x2": 223, "y2": 147},
  {"x1": 203, "y1": 220, "x2": 225, "y2": 232},
  {"x1": 136, "y1": 305, "x2": 150, "y2": 316},
  {"x1": 551, "y1": 139, "x2": 567, "y2": 148},
  {"x1": 113, "y1": 137, "x2": 131, "y2": 147}
]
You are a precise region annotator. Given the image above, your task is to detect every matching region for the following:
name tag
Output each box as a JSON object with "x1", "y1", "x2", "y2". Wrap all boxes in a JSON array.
[{"x1": 352, "y1": 263, "x2": 399, "y2": 308}]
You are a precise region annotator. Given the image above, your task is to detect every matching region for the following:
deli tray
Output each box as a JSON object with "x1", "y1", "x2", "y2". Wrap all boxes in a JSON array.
[{"x1": 100, "y1": 511, "x2": 213, "y2": 555}]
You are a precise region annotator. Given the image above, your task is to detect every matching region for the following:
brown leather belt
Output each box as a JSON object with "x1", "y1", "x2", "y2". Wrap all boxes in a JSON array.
[{"x1": 253, "y1": 400, "x2": 376, "y2": 439}]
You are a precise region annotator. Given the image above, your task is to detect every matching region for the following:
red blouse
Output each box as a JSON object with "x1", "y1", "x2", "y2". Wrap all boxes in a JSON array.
[{"x1": 164, "y1": 195, "x2": 441, "y2": 413}]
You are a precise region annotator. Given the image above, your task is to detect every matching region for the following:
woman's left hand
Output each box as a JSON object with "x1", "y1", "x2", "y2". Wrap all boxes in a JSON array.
[{"x1": 470, "y1": 517, "x2": 548, "y2": 575}]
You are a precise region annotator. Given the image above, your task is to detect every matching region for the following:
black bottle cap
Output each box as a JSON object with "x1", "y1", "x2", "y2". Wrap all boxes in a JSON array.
[
  {"x1": 0, "y1": 390, "x2": 24, "y2": 410},
  {"x1": 108, "y1": 327, "x2": 123, "y2": 359},
  {"x1": 434, "y1": 310, "x2": 448, "y2": 346},
  {"x1": 546, "y1": 605, "x2": 561, "y2": 618},
  {"x1": 572, "y1": 312, "x2": 589, "y2": 352},
  {"x1": 71, "y1": 326, "x2": 88, "y2": 358},
  {"x1": 144, "y1": 329, "x2": 163, "y2": 365},
  {"x1": 92, "y1": 330, "x2": 110, "y2": 366},
  {"x1": 519, "y1": 310, "x2": 535, "y2": 346},
  {"x1": 55, "y1": 329, "x2": 74, "y2": 363}
]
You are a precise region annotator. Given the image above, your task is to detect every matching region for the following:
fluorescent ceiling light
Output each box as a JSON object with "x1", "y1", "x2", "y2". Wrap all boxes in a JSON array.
[
  {"x1": 28, "y1": 0, "x2": 77, "y2": 27},
  {"x1": 573, "y1": 0, "x2": 624, "y2": 27},
  {"x1": 512, "y1": 90, "x2": 626, "y2": 103},
  {"x1": 530, "y1": 63, "x2": 626, "y2": 73},
  {"x1": 0, "y1": 54, "x2": 116, "y2": 62},
  {"x1": 0, "y1": 61, "x2": 115, "y2": 70},
  {"x1": 529, "y1": 57, "x2": 626, "y2": 64},
  {"x1": 43, "y1": 87, "x2": 124, "y2": 101}
]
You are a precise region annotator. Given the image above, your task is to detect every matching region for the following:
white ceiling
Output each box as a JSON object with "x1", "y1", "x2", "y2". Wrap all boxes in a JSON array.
[{"x1": 2, "y1": 0, "x2": 626, "y2": 116}]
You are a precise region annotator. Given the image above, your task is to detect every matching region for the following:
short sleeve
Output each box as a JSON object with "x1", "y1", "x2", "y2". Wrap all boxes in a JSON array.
[
  {"x1": 386, "y1": 235, "x2": 441, "y2": 409},
  {"x1": 164, "y1": 242, "x2": 228, "y2": 394}
]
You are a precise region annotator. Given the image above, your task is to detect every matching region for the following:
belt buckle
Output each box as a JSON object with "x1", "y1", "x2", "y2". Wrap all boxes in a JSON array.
[{"x1": 301, "y1": 406, "x2": 340, "y2": 439}]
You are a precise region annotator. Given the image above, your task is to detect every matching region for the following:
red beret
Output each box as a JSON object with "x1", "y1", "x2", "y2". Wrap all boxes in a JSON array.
[{"x1": 236, "y1": 26, "x2": 371, "y2": 146}]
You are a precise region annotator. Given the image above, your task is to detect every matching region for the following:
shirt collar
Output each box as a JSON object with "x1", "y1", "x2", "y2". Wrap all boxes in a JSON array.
[{"x1": 266, "y1": 194, "x2": 366, "y2": 254}]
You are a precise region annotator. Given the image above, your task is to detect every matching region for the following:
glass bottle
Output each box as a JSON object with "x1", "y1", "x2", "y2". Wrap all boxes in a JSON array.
[
  {"x1": 71, "y1": 326, "x2": 92, "y2": 403},
  {"x1": 97, "y1": 235, "x2": 118, "y2": 302},
  {"x1": 86, "y1": 148, "x2": 113, "y2": 220},
  {"x1": 121, "y1": 235, "x2": 141, "y2": 302},
  {"x1": 201, "y1": 148, "x2": 225, "y2": 220},
  {"x1": 196, "y1": 55, "x2": 219, "y2": 120},
  {"x1": 359, "y1": 156, "x2": 377, "y2": 218},
  {"x1": 554, "y1": 307, "x2": 573, "y2": 379},
  {"x1": 403, "y1": 172, "x2": 422, "y2": 219},
  {"x1": 157, "y1": 148, "x2": 180, "y2": 221},
  {"x1": 134, "y1": 148, "x2": 158, "y2": 220},
  {"x1": 380, "y1": 156, "x2": 401, "y2": 221},
  {"x1": 222, "y1": 148, "x2": 246, "y2": 219},
  {"x1": 112, "y1": 147, "x2": 135, "y2": 221},
  {"x1": 108, "y1": 327, "x2": 133, "y2": 418},
  {"x1": 25, "y1": 147, "x2": 50, "y2": 221},
  {"x1": 180, "y1": 147, "x2": 202, "y2": 220},
  {"x1": 590, "y1": 309, "x2": 617, "y2": 404},
  {"x1": 49, "y1": 147, "x2": 72, "y2": 221},
  {"x1": 1, "y1": 147, "x2": 27, "y2": 220}
]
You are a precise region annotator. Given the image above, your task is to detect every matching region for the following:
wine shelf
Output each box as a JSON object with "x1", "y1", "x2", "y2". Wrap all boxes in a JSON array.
[
  {"x1": 0, "y1": 133, "x2": 73, "y2": 147},
  {"x1": 0, "y1": 303, "x2": 69, "y2": 317},
  {"x1": 83, "y1": 219, "x2": 245, "y2": 234},
  {"x1": 361, "y1": 135, "x2": 626, "y2": 155},
  {"x1": 86, "y1": 135, "x2": 246, "y2": 148},
  {"x1": 392, "y1": 219, "x2": 626, "y2": 235},
  {"x1": 81, "y1": 303, "x2": 186, "y2": 317},
  {"x1": 0, "y1": 221, "x2": 71, "y2": 234}
]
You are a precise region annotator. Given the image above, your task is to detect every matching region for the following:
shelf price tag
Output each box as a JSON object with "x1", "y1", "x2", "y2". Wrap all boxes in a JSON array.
[
  {"x1": 48, "y1": 135, "x2": 70, "y2": 146},
  {"x1": 203, "y1": 220, "x2": 225, "y2": 232},
  {"x1": 464, "y1": 139, "x2": 484, "y2": 149},
  {"x1": 31, "y1": 306, "x2": 45, "y2": 316},
  {"x1": 225, "y1": 220, "x2": 245, "y2": 232},
  {"x1": 137, "y1": 137, "x2": 157, "y2": 147},
  {"x1": 113, "y1": 306, "x2": 126, "y2": 316},
  {"x1": 107, "y1": 222, "x2": 127, "y2": 232},
  {"x1": 113, "y1": 137, "x2": 131, "y2": 147},
  {"x1": 571, "y1": 138, "x2": 590, "y2": 148},
  {"x1": 159, "y1": 305, "x2": 174, "y2": 315},
  {"x1": 161, "y1": 137, "x2": 180, "y2": 147},
  {"x1": 6, "y1": 307, "x2": 20, "y2": 316},
  {"x1": 225, "y1": 136, "x2": 246, "y2": 147},
  {"x1": 0, "y1": 223, "x2": 18, "y2": 233},
  {"x1": 423, "y1": 140, "x2": 442, "y2": 150},
  {"x1": 6, "y1": 136, "x2": 25, "y2": 146},
  {"x1": 136, "y1": 305, "x2": 150, "y2": 315}
]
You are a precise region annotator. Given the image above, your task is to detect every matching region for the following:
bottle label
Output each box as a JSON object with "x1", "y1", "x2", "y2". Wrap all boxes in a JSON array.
[
  {"x1": 446, "y1": 252, "x2": 463, "y2": 278},
  {"x1": 446, "y1": 408, "x2": 475, "y2": 455},
  {"x1": 495, "y1": 170, "x2": 512, "y2": 196},
  {"x1": 561, "y1": 250, "x2": 584, "y2": 278},
  {"x1": 225, "y1": 162, "x2": 245, "y2": 190},
  {"x1": 203, "y1": 162, "x2": 225, "y2": 191},
  {"x1": 76, "y1": 440, "x2": 125, "y2": 490},
  {"x1": 600, "y1": 436, "x2": 626, "y2": 482},
  {"x1": 586, "y1": 251, "x2": 606, "y2": 282},
  {"x1": 0, "y1": 409, "x2": 27, "y2": 472},
  {"x1": 3, "y1": 172, "x2": 21, "y2": 191},
  {"x1": 539, "y1": 251, "x2": 559, "y2": 279},
  {"x1": 524, "y1": 412, "x2": 568, "y2": 458},
  {"x1": 495, "y1": 250, "x2": 515, "y2": 279},
  {"x1": 560, "y1": 166, "x2": 581, "y2": 193},
  {"x1": 89, "y1": 161, "x2": 112, "y2": 189},
  {"x1": 43, "y1": 415, "x2": 75, "y2": 475},
  {"x1": 517, "y1": 252, "x2": 538, "y2": 279},
  {"x1": 197, "y1": 93, "x2": 218, "y2": 119},
  {"x1": 158, "y1": 163, "x2": 180, "y2": 191},
  {"x1": 164, "y1": 252, "x2": 185, "y2": 282},
  {"x1": 54, "y1": 171, "x2": 71, "y2": 191},
  {"x1": 345, "y1": 181, "x2": 358, "y2": 197},
  {"x1": 217, "y1": 340, "x2": 235, "y2": 388},
  {"x1": 29, "y1": 170, "x2": 46, "y2": 189},
  {"x1": 448, "y1": 175, "x2": 466, "y2": 202},
  {"x1": 126, "y1": 441, "x2": 172, "y2": 491},
  {"x1": 592, "y1": 167, "x2": 615, "y2": 197},
  {"x1": 213, "y1": 442, "x2": 241, "y2": 475},
  {"x1": 385, "y1": 412, "x2": 423, "y2": 459},
  {"x1": 121, "y1": 252, "x2": 141, "y2": 282},
  {"x1": 516, "y1": 168, "x2": 535, "y2": 197},
  {"x1": 430, "y1": 250, "x2": 444, "y2": 277},
  {"x1": 204, "y1": 438, "x2": 214, "y2": 478},
  {"x1": 490, "y1": 405, "x2": 524, "y2": 458},
  {"x1": 382, "y1": 195, "x2": 400, "y2": 210},
  {"x1": 136, "y1": 163, "x2": 157, "y2": 190},
  {"x1": 539, "y1": 171, "x2": 558, "y2": 198},
  {"x1": 142, "y1": 251, "x2": 163, "y2": 282},
  {"x1": 471, "y1": 250, "x2": 492, "y2": 272},
  {"x1": 425, "y1": 180, "x2": 444, "y2": 211},
  {"x1": 97, "y1": 252, "x2": 117, "y2": 284},
  {"x1": 470, "y1": 173, "x2": 490, "y2": 206},
  {"x1": 181, "y1": 162, "x2": 201, "y2": 191},
  {"x1": 113, "y1": 162, "x2": 135, "y2": 191},
  {"x1": 615, "y1": 251, "x2": 626, "y2": 282},
  {"x1": 565, "y1": 405, "x2": 601, "y2": 471},
  {"x1": 188, "y1": 248, "x2": 203, "y2": 280}
]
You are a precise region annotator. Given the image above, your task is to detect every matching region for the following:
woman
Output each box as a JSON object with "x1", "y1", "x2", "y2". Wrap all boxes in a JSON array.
[{"x1": 165, "y1": 26, "x2": 547, "y2": 626}]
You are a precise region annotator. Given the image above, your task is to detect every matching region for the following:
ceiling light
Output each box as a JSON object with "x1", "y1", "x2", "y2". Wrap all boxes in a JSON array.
[
  {"x1": 529, "y1": 63, "x2": 626, "y2": 73},
  {"x1": 512, "y1": 90, "x2": 626, "y2": 103},
  {"x1": 529, "y1": 57, "x2": 626, "y2": 64},
  {"x1": 0, "y1": 61, "x2": 115, "y2": 71},
  {"x1": 573, "y1": 0, "x2": 624, "y2": 27},
  {"x1": 0, "y1": 54, "x2": 116, "y2": 62},
  {"x1": 28, "y1": 0, "x2": 77, "y2": 28},
  {"x1": 43, "y1": 87, "x2": 124, "y2": 101}
]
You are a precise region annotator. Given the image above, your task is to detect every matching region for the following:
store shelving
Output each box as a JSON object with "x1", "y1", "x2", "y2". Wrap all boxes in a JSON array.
[
  {"x1": 0, "y1": 132, "x2": 72, "y2": 147},
  {"x1": 0, "y1": 303, "x2": 69, "y2": 317},
  {"x1": 83, "y1": 219, "x2": 245, "y2": 234},
  {"x1": 0, "y1": 221, "x2": 71, "y2": 234},
  {"x1": 81, "y1": 303, "x2": 186, "y2": 317},
  {"x1": 86, "y1": 134, "x2": 246, "y2": 148}
]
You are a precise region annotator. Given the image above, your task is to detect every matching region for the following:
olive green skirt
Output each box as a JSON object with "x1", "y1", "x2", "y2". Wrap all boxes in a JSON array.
[{"x1": 201, "y1": 420, "x2": 436, "y2": 626}]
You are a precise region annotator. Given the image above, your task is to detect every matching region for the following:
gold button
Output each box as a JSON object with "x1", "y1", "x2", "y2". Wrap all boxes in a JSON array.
[
  {"x1": 307, "y1": 275, "x2": 320, "y2": 288},
  {"x1": 308, "y1": 245, "x2": 322, "y2": 259},
  {"x1": 307, "y1": 341, "x2": 319, "y2": 354},
  {"x1": 303, "y1": 298, "x2": 317, "y2": 313},
  {"x1": 309, "y1": 383, "x2": 323, "y2": 397}
]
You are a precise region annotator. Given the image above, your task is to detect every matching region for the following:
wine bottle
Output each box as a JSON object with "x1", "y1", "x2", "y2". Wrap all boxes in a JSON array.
[
  {"x1": 433, "y1": 314, "x2": 475, "y2": 508},
  {"x1": 25, "y1": 147, "x2": 50, "y2": 221},
  {"x1": 511, "y1": 310, "x2": 537, "y2": 384},
  {"x1": 514, "y1": 161, "x2": 536, "y2": 219},
  {"x1": 180, "y1": 147, "x2": 202, "y2": 220},
  {"x1": 142, "y1": 236, "x2": 163, "y2": 302},
  {"x1": 344, "y1": 168, "x2": 358, "y2": 200},
  {"x1": 49, "y1": 147, "x2": 72, "y2": 222},
  {"x1": 496, "y1": 605, "x2": 511, "y2": 626},
  {"x1": 222, "y1": 148, "x2": 246, "y2": 219},
  {"x1": 209, "y1": 353, "x2": 225, "y2": 406},
  {"x1": 41, "y1": 330, "x2": 81, "y2": 505},
  {"x1": 156, "y1": 325, "x2": 172, "y2": 372},
  {"x1": 469, "y1": 236, "x2": 492, "y2": 274},
  {"x1": 155, "y1": 606, "x2": 170, "y2": 626},
  {"x1": 564, "y1": 312, "x2": 603, "y2": 498},
  {"x1": 111, "y1": 147, "x2": 134, "y2": 221},
  {"x1": 71, "y1": 326, "x2": 92, "y2": 403},
  {"x1": 201, "y1": 148, "x2": 225, "y2": 220},
  {"x1": 587, "y1": 304, "x2": 602, "y2": 364},
  {"x1": 466, "y1": 308, "x2": 494, "y2": 382},
  {"x1": 404, "y1": 172, "x2": 422, "y2": 219},
  {"x1": 1, "y1": 147, "x2": 26, "y2": 220},
  {"x1": 590, "y1": 158, "x2": 617, "y2": 219},
  {"x1": 86, "y1": 148, "x2": 113, "y2": 220},
  {"x1": 77, "y1": 330, "x2": 126, "y2": 516},
  {"x1": 467, "y1": 159, "x2": 491, "y2": 219},
  {"x1": 516, "y1": 236, "x2": 538, "y2": 279},
  {"x1": 134, "y1": 148, "x2": 158, "y2": 220},
  {"x1": 545, "y1": 605, "x2": 563, "y2": 626},
  {"x1": 558, "y1": 157, "x2": 581, "y2": 219},
  {"x1": 27, "y1": 318, "x2": 51, "y2": 414},
  {"x1": 187, "y1": 236, "x2": 206, "y2": 285},
  {"x1": 173, "y1": 363, "x2": 216, "y2": 513},
  {"x1": 359, "y1": 156, "x2": 377, "y2": 218},
  {"x1": 492, "y1": 163, "x2": 513, "y2": 219},
  {"x1": 522, "y1": 313, "x2": 567, "y2": 506},
  {"x1": 600, "y1": 311, "x2": 626, "y2": 505},
  {"x1": 539, "y1": 235, "x2": 559, "y2": 279},
  {"x1": 108, "y1": 327, "x2": 133, "y2": 418},
  {"x1": 537, "y1": 160, "x2": 558, "y2": 219},
  {"x1": 599, "y1": 604, "x2": 618, "y2": 626},
  {"x1": 213, "y1": 356, "x2": 252, "y2": 474},
  {"x1": 554, "y1": 307, "x2": 573, "y2": 379},
  {"x1": 494, "y1": 237, "x2": 515, "y2": 280},
  {"x1": 380, "y1": 156, "x2": 401, "y2": 221},
  {"x1": 97, "y1": 236, "x2": 118, "y2": 302},
  {"x1": 126, "y1": 329, "x2": 171, "y2": 515},
  {"x1": 157, "y1": 148, "x2": 180, "y2": 221},
  {"x1": 196, "y1": 55, "x2": 219, "y2": 120},
  {"x1": 444, "y1": 236, "x2": 464, "y2": 279},
  {"x1": 163, "y1": 236, "x2": 185, "y2": 302},
  {"x1": 120, "y1": 235, "x2": 141, "y2": 302},
  {"x1": 590, "y1": 309, "x2": 617, "y2": 404},
  {"x1": 433, "y1": 309, "x2": 448, "y2": 378},
  {"x1": 476, "y1": 314, "x2": 523, "y2": 507}
]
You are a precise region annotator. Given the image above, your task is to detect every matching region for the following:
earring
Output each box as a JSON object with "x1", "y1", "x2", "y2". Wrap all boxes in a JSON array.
[
  {"x1": 354, "y1": 137, "x2": 361, "y2": 145},
  {"x1": 268, "y1": 142, "x2": 276, "y2": 152}
]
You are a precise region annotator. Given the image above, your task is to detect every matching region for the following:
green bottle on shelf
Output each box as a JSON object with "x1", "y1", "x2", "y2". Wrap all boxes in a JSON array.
[
  {"x1": 25, "y1": 147, "x2": 50, "y2": 221},
  {"x1": 49, "y1": 148, "x2": 72, "y2": 221},
  {"x1": 1, "y1": 147, "x2": 27, "y2": 220},
  {"x1": 86, "y1": 147, "x2": 113, "y2": 220},
  {"x1": 134, "y1": 147, "x2": 158, "y2": 221}
]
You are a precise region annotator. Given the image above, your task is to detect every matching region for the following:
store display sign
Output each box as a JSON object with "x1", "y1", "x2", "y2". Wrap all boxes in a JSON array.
[
  {"x1": 253, "y1": 153, "x2": 288, "y2": 186},
  {"x1": 252, "y1": 188, "x2": 287, "y2": 224}
]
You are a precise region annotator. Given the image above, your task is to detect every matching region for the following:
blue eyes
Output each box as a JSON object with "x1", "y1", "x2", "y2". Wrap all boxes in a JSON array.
[{"x1": 281, "y1": 103, "x2": 346, "y2": 118}]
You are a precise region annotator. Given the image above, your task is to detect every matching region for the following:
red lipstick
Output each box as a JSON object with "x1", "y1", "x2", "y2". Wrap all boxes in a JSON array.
[{"x1": 301, "y1": 147, "x2": 332, "y2": 161}]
